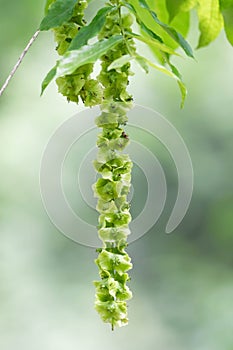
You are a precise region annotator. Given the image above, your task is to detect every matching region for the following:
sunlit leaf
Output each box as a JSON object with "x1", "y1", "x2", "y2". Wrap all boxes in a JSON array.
[
  {"x1": 140, "y1": 21, "x2": 163, "y2": 42},
  {"x1": 56, "y1": 36, "x2": 123, "y2": 77},
  {"x1": 131, "y1": 0, "x2": 194, "y2": 57},
  {"x1": 197, "y1": 0, "x2": 224, "y2": 48},
  {"x1": 123, "y1": 1, "x2": 163, "y2": 42},
  {"x1": 165, "y1": 0, "x2": 197, "y2": 21},
  {"x1": 147, "y1": 0, "x2": 191, "y2": 45},
  {"x1": 165, "y1": 0, "x2": 186, "y2": 21},
  {"x1": 136, "y1": 0, "x2": 191, "y2": 63}
]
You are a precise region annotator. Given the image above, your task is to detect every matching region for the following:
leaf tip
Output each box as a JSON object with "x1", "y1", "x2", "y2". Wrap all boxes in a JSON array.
[
  {"x1": 40, "y1": 65, "x2": 57, "y2": 97},
  {"x1": 40, "y1": 84, "x2": 46, "y2": 97}
]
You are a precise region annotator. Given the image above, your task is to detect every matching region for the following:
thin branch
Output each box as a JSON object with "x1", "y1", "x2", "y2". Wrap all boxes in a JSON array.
[{"x1": 0, "y1": 30, "x2": 40, "y2": 97}]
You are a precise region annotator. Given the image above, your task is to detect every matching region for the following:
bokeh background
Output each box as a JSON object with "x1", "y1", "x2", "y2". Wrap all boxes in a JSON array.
[{"x1": 0, "y1": 1, "x2": 233, "y2": 349}]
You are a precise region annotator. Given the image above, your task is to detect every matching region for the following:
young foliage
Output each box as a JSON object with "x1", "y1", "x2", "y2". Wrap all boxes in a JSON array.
[{"x1": 197, "y1": 0, "x2": 224, "y2": 48}]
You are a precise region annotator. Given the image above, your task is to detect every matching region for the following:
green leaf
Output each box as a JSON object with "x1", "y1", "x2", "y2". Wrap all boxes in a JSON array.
[
  {"x1": 140, "y1": 21, "x2": 163, "y2": 42},
  {"x1": 138, "y1": 0, "x2": 151, "y2": 10},
  {"x1": 197, "y1": 0, "x2": 224, "y2": 48},
  {"x1": 44, "y1": 0, "x2": 56, "y2": 14},
  {"x1": 123, "y1": 1, "x2": 163, "y2": 42},
  {"x1": 41, "y1": 37, "x2": 124, "y2": 95},
  {"x1": 166, "y1": 58, "x2": 187, "y2": 108},
  {"x1": 135, "y1": 55, "x2": 149, "y2": 72},
  {"x1": 41, "y1": 65, "x2": 57, "y2": 95},
  {"x1": 165, "y1": 0, "x2": 184, "y2": 21},
  {"x1": 132, "y1": 0, "x2": 190, "y2": 63},
  {"x1": 165, "y1": 0, "x2": 197, "y2": 21},
  {"x1": 178, "y1": 0, "x2": 197, "y2": 12},
  {"x1": 107, "y1": 55, "x2": 132, "y2": 71},
  {"x1": 148, "y1": 0, "x2": 169, "y2": 22},
  {"x1": 56, "y1": 36, "x2": 123, "y2": 77},
  {"x1": 126, "y1": 0, "x2": 190, "y2": 63},
  {"x1": 220, "y1": 0, "x2": 233, "y2": 10},
  {"x1": 147, "y1": 0, "x2": 191, "y2": 49},
  {"x1": 171, "y1": 6, "x2": 190, "y2": 36},
  {"x1": 130, "y1": 31, "x2": 180, "y2": 55},
  {"x1": 68, "y1": 6, "x2": 114, "y2": 50},
  {"x1": 146, "y1": 0, "x2": 191, "y2": 38},
  {"x1": 177, "y1": 80, "x2": 187, "y2": 108},
  {"x1": 220, "y1": 0, "x2": 233, "y2": 45},
  {"x1": 136, "y1": 0, "x2": 194, "y2": 57},
  {"x1": 40, "y1": 0, "x2": 77, "y2": 31},
  {"x1": 140, "y1": 55, "x2": 187, "y2": 107}
]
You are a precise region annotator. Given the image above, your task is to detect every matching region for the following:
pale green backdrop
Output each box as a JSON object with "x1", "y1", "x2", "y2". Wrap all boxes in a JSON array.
[{"x1": 0, "y1": 1, "x2": 233, "y2": 349}]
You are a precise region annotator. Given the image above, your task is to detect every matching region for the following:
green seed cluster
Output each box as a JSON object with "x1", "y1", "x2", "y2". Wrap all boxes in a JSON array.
[
  {"x1": 98, "y1": 10, "x2": 135, "y2": 101},
  {"x1": 93, "y1": 8, "x2": 135, "y2": 329},
  {"x1": 46, "y1": 0, "x2": 136, "y2": 329},
  {"x1": 53, "y1": 0, "x2": 103, "y2": 105},
  {"x1": 93, "y1": 102, "x2": 133, "y2": 329}
]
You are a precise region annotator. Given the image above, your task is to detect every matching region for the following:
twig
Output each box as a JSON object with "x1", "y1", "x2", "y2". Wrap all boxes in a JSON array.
[{"x1": 0, "y1": 30, "x2": 40, "y2": 97}]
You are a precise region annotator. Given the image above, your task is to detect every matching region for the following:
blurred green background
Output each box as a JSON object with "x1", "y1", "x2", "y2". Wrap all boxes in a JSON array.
[{"x1": 0, "y1": 1, "x2": 233, "y2": 349}]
